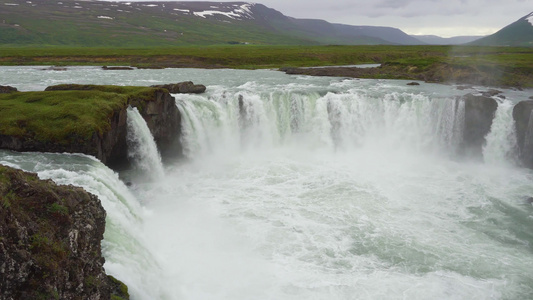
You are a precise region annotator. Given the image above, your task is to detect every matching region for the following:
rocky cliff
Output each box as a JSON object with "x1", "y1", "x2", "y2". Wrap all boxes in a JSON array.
[
  {"x1": 0, "y1": 165, "x2": 129, "y2": 300},
  {"x1": 460, "y1": 94, "x2": 498, "y2": 158},
  {"x1": 513, "y1": 100, "x2": 533, "y2": 168},
  {"x1": 0, "y1": 84, "x2": 187, "y2": 168}
]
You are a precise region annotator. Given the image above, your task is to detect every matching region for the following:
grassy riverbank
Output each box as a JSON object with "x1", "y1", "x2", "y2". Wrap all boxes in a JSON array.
[
  {"x1": 1, "y1": 45, "x2": 532, "y2": 87},
  {"x1": 0, "y1": 85, "x2": 157, "y2": 144}
]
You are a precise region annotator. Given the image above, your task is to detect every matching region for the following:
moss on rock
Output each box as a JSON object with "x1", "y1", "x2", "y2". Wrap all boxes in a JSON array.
[
  {"x1": 0, "y1": 164, "x2": 129, "y2": 299},
  {"x1": 0, "y1": 84, "x2": 181, "y2": 166}
]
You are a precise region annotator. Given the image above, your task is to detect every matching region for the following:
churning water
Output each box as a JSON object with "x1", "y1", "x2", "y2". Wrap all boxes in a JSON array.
[{"x1": 1, "y1": 67, "x2": 533, "y2": 299}]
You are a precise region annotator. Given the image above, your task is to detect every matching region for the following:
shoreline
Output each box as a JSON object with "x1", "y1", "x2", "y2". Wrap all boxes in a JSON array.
[
  {"x1": 2, "y1": 64, "x2": 533, "y2": 91},
  {"x1": 0, "y1": 45, "x2": 531, "y2": 88}
]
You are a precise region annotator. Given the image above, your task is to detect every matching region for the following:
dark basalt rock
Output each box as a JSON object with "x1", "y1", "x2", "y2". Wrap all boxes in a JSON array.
[
  {"x1": 460, "y1": 93, "x2": 498, "y2": 158},
  {"x1": 513, "y1": 100, "x2": 533, "y2": 168},
  {"x1": 406, "y1": 82, "x2": 420, "y2": 86},
  {"x1": 41, "y1": 66, "x2": 67, "y2": 71},
  {"x1": 102, "y1": 66, "x2": 134, "y2": 70},
  {"x1": 456, "y1": 85, "x2": 473, "y2": 91},
  {"x1": 151, "y1": 81, "x2": 206, "y2": 94},
  {"x1": 480, "y1": 89, "x2": 502, "y2": 97},
  {"x1": 130, "y1": 89, "x2": 182, "y2": 160},
  {"x1": 0, "y1": 85, "x2": 17, "y2": 93},
  {"x1": 0, "y1": 165, "x2": 129, "y2": 300}
]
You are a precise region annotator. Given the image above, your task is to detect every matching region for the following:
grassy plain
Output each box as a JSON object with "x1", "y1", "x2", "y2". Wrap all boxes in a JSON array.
[
  {"x1": 0, "y1": 45, "x2": 532, "y2": 86},
  {"x1": 0, "y1": 85, "x2": 158, "y2": 144},
  {"x1": 0, "y1": 45, "x2": 530, "y2": 67}
]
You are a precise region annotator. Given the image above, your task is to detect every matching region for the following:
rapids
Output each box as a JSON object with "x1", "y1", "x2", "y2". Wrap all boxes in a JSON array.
[{"x1": 1, "y1": 67, "x2": 533, "y2": 299}]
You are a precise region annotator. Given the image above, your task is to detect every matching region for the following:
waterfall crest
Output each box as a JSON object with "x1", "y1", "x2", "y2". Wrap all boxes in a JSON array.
[{"x1": 176, "y1": 89, "x2": 480, "y2": 160}]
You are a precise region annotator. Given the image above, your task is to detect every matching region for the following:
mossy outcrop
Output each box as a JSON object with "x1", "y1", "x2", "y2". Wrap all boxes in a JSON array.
[
  {"x1": 282, "y1": 62, "x2": 533, "y2": 88},
  {"x1": 0, "y1": 86, "x2": 17, "y2": 94},
  {"x1": 0, "y1": 84, "x2": 182, "y2": 167},
  {"x1": 151, "y1": 81, "x2": 206, "y2": 94},
  {"x1": 0, "y1": 165, "x2": 129, "y2": 300}
]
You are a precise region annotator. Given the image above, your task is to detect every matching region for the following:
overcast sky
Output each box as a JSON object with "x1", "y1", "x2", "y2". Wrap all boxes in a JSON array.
[{"x1": 115, "y1": 0, "x2": 532, "y2": 37}]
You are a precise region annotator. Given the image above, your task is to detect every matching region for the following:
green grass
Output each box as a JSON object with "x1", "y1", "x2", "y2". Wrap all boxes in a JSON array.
[
  {"x1": 0, "y1": 45, "x2": 531, "y2": 69},
  {"x1": 0, "y1": 45, "x2": 531, "y2": 86},
  {"x1": 0, "y1": 85, "x2": 159, "y2": 144}
]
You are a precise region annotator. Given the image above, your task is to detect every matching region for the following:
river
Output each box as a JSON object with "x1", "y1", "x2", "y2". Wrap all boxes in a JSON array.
[{"x1": 1, "y1": 66, "x2": 533, "y2": 299}]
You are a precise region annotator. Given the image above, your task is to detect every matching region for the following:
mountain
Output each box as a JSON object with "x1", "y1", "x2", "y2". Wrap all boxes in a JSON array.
[
  {"x1": 0, "y1": 0, "x2": 424, "y2": 46},
  {"x1": 470, "y1": 12, "x2": 533, "y2": 46},
  {"x1": 411, "y1": 35, "x2": 484, "y2": 45}
]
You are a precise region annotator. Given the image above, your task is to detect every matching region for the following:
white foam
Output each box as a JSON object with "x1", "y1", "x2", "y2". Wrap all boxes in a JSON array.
[
  {"x1": 97, "y1": 15, "x2": 113, "y2": 20},
  {"x1": 4, "y1": 3, "x2": 19, "y2": 5},
  {"x1": 142, "y1": 4, "x2": 158, "y2": 7},
  {"x1": 173, "y1": 8, "x2": 188, "y2": 12}
]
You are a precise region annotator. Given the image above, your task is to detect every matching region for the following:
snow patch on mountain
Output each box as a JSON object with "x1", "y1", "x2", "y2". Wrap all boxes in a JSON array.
[
  {"x1": 526, "y1": 12, "x2": 533, "y2": 26},
  {"x1": 192, "y1": 3, "x2": 255, "y2": 20}
]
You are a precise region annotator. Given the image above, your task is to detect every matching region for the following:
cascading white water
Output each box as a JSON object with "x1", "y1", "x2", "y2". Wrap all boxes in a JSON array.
[
  {"x1": 2, "y1": 67, "x2": 533, "y2": 300},
  {"x1": 176, "y1": 88, "x2": 467, "y2": 159},
  {"x1": 483, "y1": 100, "x2": 518, "y2": 165},
  {"x1": 0, "y1": 151, "x2": 168, "y2": 299},
  {"x1": 126, "y1": 106, "x2": 165, "y2": 179}
]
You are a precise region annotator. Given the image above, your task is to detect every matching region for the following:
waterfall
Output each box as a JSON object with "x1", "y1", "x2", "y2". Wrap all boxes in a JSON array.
[
  {"x1": 3, "y1": 64, "x2": 533, "y2": 299},
  {"x1": 0, "y1": 151, "x2": 167, "y2": 299},
  {"x1": 126, "y1": 106, "x2": 165, "y2": 179},
  {"x1": 483, "y1": 100, "x2": 518, "y2": 165},
  {"x1": 176, "y1": 90, "x2": 467, "y2": 158}
]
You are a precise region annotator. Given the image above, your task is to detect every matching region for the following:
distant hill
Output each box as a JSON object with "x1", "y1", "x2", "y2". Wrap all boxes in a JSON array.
[
  {"x1": 411, "y1": 35, "x2": 484, "y2": 45},
  {"x1": 0, "y1": 0, "x2": 425, "y2": 46},
  {"x1": 470, "y1": 12, "x2": 533, "y2": 46}
]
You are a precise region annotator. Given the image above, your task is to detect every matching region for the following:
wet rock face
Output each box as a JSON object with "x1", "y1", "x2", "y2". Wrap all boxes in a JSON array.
[
  {"x1": 0, "y1": 165, "x2": 129, "y2": 300},
  {"x1": 132, "y1": 90, "x2": 182, "y2": 159},
  {"x1": 460, "y1": 94, "x2": 498, "y2": 158},
  {"x1": 513, "y1": 100, "x2": 533, "y2": 168}
]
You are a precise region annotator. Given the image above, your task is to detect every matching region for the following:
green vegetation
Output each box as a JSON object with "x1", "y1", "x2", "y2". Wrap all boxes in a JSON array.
[
  {"x1": 0, "y1": 0, "x2": 315, "y2": 47},
  {"x1": 108, "y1": 275, "x2": 130, "y2": 300},
  {"x1": 0, "y1": 85, "x2": 160, "y2": 145},
  {"x1": 48, "y1": 202, "x2": 69, "y2": 215},
  {"x1": 0, "y1": 44, "x2": 531, "y2": 69},
  {"x1": 2, "y1": 45, "x2": 530, "y2": 87},
  {"x1": 0, "y1": 164, "x2": 130, "y2": 299}
]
